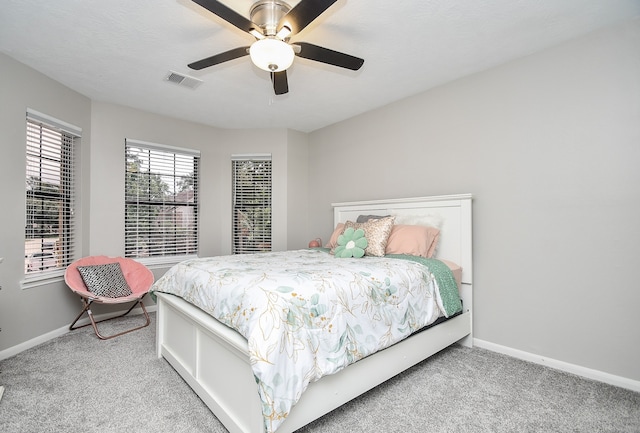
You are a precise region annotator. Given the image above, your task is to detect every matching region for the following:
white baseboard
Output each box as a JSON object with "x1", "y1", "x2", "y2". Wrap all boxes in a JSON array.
[
  {"x1": 474, "y1": 338, "x2": 640, "y2": 393},
  {"x1": 0, "y1": 305, "x2": 157, "y2": 362}
]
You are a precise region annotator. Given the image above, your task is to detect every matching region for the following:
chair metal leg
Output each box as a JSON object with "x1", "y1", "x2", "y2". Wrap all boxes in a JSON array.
[
  {"x1": 69, "y1": 299, "x2": 93, "y2": 331},
  {"x1": 69, "y1": 297, "x2": 151, "y2": 340}
]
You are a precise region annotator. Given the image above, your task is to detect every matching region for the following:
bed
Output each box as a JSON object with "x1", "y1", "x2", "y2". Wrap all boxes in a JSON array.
[{"x1": 153, "y1": 194, "x2": 473, "y2": 433}]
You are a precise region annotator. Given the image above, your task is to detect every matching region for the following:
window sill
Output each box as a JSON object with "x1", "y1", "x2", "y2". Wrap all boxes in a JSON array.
[
  {"x1": 20, "y1": 256, "x2": 196, "y2": 289},
  {"x1": 135, "y1": 255, "x2": 197, "y2": 270},
  {"x1": 21, "y1": 270, "x2": 65, "y2": 290}
]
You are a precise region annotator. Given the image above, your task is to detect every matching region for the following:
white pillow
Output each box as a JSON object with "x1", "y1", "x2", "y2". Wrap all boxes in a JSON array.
[{"x1": 392, "y1": 213, "x2": 443, "y2": 229}]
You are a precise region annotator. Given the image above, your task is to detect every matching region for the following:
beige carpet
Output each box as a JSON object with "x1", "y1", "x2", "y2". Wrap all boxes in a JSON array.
[{"x1": 1, "y1": 313, "x2": 639, "y2": 433}]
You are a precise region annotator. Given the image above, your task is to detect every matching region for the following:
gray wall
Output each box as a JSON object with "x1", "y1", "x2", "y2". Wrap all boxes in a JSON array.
[
  {"x1": 307, "y1": 19, "x2": 640, "y2": 381},
  {"x1": 286, "y1": 129, "x2": 310, "y2": 250},
  {"x1": 0, "y1": 52, "x2": 92, "y2": 349}
]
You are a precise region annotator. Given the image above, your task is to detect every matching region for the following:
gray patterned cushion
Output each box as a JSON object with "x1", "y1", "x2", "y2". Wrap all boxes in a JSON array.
[
  {"x1": 77, "y1": 263, "x2": 133, "y2": 298},
  {"x1": 356, "y1": 214, "x2": 390, "y2": 223}
]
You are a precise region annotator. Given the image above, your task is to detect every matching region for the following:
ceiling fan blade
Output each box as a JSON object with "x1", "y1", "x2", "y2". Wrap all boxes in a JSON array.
[
  {"x1": 295, "y1": 42, "x2": 364, "y2": 71},
  {"x1": 271, "y1": 71, "x2": 289, "y2": 95},
  {"x1": 192, "y1": 0, "x2": 259, "y2": 34},
  {"x1": 188, "y1": 46, "x2": 249, "y2": 70},
  {"x1": 278, "y1": 0, "x2": 337, "y2": 36}
]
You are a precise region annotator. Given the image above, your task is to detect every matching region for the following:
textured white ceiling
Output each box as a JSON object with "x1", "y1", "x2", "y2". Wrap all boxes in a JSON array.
[{"x1": 2, "y1": 0, "x2": 639, "y2": 132}]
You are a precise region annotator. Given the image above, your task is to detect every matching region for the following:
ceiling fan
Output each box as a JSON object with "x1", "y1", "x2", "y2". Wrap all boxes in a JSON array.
[{"x1": 188, "y1": 0, "x2": 364, "y2": 95}]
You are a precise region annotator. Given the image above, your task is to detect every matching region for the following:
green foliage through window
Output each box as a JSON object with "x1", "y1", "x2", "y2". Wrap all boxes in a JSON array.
[
  {"x1": 232, "y1": 157, "x2": 272, "y2": 254},
  {"x1": 24, "y1": 115, "x2": 78, "y2": 276},
  {"x1": 125, "y1": 141, "x2": 199, "y2": 258}
]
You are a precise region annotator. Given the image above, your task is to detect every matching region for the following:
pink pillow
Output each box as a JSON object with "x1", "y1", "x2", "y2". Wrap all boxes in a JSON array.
[
  {"x1": 439, "y1": 259, "x2": 463, "y2": 288},
  {"x1": 385, "y1": 224, "x2": 440, "y2": 258},
  {"x1": 325, "y1": 223, "x2": 345, "y2": 249}
]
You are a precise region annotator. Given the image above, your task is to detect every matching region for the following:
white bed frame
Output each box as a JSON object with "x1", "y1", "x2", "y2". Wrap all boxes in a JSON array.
[{"x1": 155, "y1": 194, "x2": 473, "y2": 433}]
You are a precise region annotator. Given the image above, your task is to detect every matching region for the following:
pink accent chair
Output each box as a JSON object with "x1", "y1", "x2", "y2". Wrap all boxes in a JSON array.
[{"x1": 65, "y1": 256, "x2": 154, "y2": 340}]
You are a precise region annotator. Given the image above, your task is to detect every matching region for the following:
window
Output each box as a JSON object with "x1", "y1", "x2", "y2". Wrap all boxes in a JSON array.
[
  {"x1": 232, "y1": 154, "x2": 272, "y2": 254},
  {"x1": 24, "y1": 109, "x2": 80, "y2": 281},
  {"x1": 125, "y1": 139, "x2": 200, "y2": 261}
]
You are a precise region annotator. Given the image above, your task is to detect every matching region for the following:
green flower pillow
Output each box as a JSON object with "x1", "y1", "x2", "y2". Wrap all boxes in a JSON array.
[{"x1": 334, "y1": 227, "x2": 368, "y2": 258}]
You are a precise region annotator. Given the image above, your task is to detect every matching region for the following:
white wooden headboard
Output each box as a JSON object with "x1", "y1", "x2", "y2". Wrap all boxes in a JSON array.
[{"x1": 332, "y1": 194, "x2": 473, "y2": 286}]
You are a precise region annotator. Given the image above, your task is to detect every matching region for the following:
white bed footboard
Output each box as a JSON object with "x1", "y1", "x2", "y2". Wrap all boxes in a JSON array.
[
  {"x1": 156, "y1": 292, "x2": 471, "y2": 433},
  {"x1": 157, "y1": 292, "x2": 264, "y2": 433}
]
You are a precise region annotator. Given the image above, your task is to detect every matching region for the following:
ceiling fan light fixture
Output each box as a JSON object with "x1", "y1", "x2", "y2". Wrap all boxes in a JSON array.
[{"x1": 249, "y1": 38, "x2": 294, "y2": 72}]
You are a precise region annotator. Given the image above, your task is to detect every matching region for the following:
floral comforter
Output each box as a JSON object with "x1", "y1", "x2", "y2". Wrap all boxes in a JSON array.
[{"x1": 151, "y1": 249, "x2": 462, "y2": 433}]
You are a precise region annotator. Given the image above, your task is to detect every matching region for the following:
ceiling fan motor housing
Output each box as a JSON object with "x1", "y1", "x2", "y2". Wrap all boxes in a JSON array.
[{"x1": 250, "y1": 0, "x2": 291, "y2": 37}]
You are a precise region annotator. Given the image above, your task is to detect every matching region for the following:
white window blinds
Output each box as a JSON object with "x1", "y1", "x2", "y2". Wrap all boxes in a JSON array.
[
  {"x1": 24, "y1": 110, "x2": 80, "y2": 280},
  {"x1": 232, "y1": 154, "x2": 272, "y2": 254},
  {"x1": 125, "y1": 139, "x2": 200, "y2": 259}
]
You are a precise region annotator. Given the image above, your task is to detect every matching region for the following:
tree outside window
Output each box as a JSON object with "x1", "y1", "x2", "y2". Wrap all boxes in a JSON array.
[
  {"x1": 232, "y1": 156, "x2": 272, "y2": 254},
  {"x1": 24, "y1": 114, "x2": 78, "y2": 276},
  {"x1": 125, "y1": 141, "x2": 199, "y2": 259}
]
